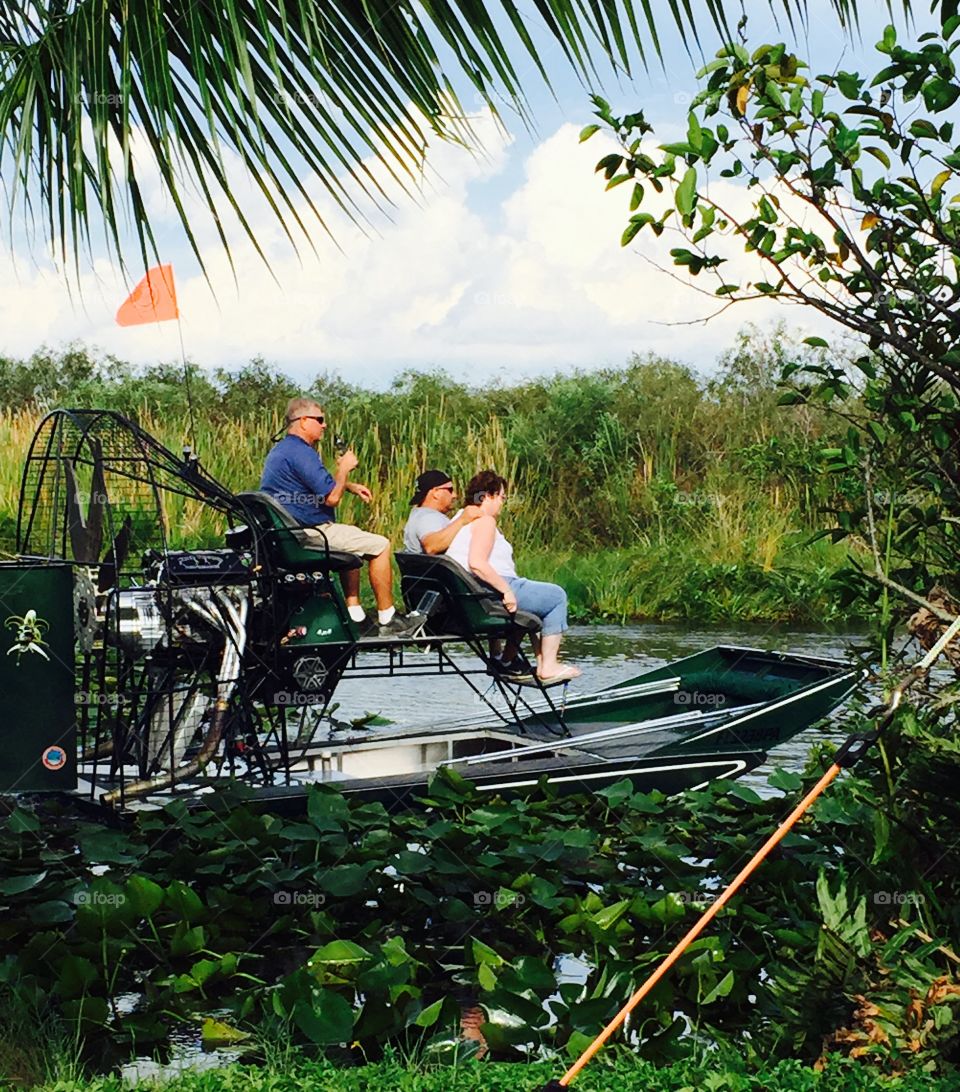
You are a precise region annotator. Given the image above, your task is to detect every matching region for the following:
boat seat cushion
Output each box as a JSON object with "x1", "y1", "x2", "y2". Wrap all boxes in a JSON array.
[
  {"x1": 234, "y1": 491, "x2": 362, "y2": 573},
  {"x1": 396, "y1": 551, "x2": 541, "y2": 637}
]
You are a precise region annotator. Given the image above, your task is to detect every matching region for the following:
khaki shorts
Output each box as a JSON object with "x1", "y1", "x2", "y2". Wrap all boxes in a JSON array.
[{"x1": 300, "y1": 523, "x2": 389, "y2": 560}]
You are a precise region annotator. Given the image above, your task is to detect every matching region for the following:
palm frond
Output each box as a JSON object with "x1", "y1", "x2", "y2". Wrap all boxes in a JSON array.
[{"x1": 0, "y1": 0, "x2": 863, "y2": 277}]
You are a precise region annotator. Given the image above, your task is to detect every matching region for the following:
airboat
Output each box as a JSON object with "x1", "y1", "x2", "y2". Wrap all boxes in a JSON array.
[{"x1": 0, "y1": 409, "x2": 859, "y2": 812}]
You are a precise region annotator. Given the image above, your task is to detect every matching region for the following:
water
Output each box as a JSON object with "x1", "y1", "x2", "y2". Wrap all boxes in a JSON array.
[{"x1": 326, "y1": 622, "x2": 873, "y2": 796}]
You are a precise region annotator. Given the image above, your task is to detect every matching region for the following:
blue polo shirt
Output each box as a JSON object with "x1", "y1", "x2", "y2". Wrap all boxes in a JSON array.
[{"x1": 260, "y1": 434, "x2": 337, "y2": 525}]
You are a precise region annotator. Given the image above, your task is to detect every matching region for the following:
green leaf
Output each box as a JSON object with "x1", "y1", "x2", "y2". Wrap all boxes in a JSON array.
[
  {"x1": 727, "y1": 783, "x2": 762, "y2": 804},
  {"x1": 864, "y1": 146, "x2": 891, "y2": 169},
  {"x1": 125, "y1": 876, "x2": 164, "y2": 919},
  {"x1": 310, "y1": 940, "x2": 371, "y2": 966},
  {"x1": 472, "y1": 939, "x2": 505, "y2": 967},
  {"x1": 767, "y1": 767, "x2": 803, "y2": 792},
  {"x1": 590, "y1": 898, "x2": 630, "y2": 931},
  {"x1": 414, "y1": 998, "x2": 444, "y2": 1027},
  {"x1": 675, "y1": 167, "x2": 698, "y2": 218},
  {"x1": 6, "y1": 808, "x2": 39, "y2": 833},
  {"x1": 579, "y1": 124, "x2": 601, "y2": 142},
  {"x1": 201, "y1": 1018, "x2": 250, "y2": 1045},
  {"x1": 0, "y1": 871, "x2": 47, "y2": 896},
  {"x1": 189, "y1": 958, "x2": 223, "y2": 987},
  {"x1": 293, "y1": 991, "x2": 355, "y2": 1045},
  {"x1": 170, "y1": 925, "x2": 205, "y2": 957},
  {"x1": 478, "y1": 962, "x2": 498, "y2": 991},
  {"x1": 701, "y1": 970, "x2": 735, "y2": 1005},
  {"x1": 319, "y1": 864, "x2": 371, "y2": 897},
  {"x1": 164, "y1": 880, "x2": 204, "y2": 922},
  {"x1": 56, "y1": 955, "x2": 99, "y2": 998}
]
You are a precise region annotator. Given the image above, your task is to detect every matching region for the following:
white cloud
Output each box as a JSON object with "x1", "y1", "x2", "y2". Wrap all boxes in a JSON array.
[{"x1": 0, "y1": 114, "x2": 844, "y2": 383}]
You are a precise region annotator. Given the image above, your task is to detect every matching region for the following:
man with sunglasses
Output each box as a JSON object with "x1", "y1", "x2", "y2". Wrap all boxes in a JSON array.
[
  {"x1": 260, "y1": 397, "x2": 425, "y2": 637},
  {"x1": 402, "y1": 469, "x2": 481, "y2": 554}
]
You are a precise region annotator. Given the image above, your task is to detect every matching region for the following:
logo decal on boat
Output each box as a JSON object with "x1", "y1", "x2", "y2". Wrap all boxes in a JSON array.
[{"x1": 42, "y1": 745, "x2": 67, "y2": 770}]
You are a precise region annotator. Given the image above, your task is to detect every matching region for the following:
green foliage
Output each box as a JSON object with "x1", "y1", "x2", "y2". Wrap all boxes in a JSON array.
[
  {"x1": 4, "y1": 714, "x2": 960, "y2": 1078},
  {"x1": 0, "y1": 0, "x2": 812, "y2": 273},
  {"x1": 17, "y1": 1052, "x2": 960, "y2": 1091},
  {"x1": 589, "y1": 21, "x2": 960, "y2": 638},
  {"x1": 0, "y1": 334, "x2": 861, "y2": 623},
  {"x1": 590, "y1": 23, "x2": 960, "y2": 389}
]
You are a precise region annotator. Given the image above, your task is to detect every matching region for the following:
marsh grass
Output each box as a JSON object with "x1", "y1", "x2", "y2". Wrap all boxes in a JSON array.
[
  {"x1": 0, "y1": 989, "x2": 84, "y2": 1087},
  {"x1": 0, "y1": 337, "x2": 864, "y2": 623},
  {"x1": 0, "y1": 403, "x2": 859, "y2": 623}
]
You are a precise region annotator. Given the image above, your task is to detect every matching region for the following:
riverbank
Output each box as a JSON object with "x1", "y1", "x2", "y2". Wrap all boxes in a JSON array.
[{"x1": 522, "y1": 539, "x2": 860, "y2": 626}]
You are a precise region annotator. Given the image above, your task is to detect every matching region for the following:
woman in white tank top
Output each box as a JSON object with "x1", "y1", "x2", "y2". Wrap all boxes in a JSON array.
[{"x1": 446, "y1": 470, "x2": 581, "y2": 683}]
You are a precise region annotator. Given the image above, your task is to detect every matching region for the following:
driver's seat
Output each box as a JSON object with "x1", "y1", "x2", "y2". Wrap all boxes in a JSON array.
[{"x1": 234, "y1": 492, "x2": 362, "y2": 573}]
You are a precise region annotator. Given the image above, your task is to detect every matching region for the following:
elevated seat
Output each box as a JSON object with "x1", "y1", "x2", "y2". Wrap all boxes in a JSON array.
[
  {"x1": 396, "y1": 552, "x2": 541, "y2": 638},
  {"x1": 234, "y1": 492, "x2": 362, "y2": 573}
]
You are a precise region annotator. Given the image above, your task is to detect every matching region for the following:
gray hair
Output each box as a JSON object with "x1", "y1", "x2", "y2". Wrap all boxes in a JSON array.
[{"x1": 285, "y1": 396, "x2": 322, "y2": 425}]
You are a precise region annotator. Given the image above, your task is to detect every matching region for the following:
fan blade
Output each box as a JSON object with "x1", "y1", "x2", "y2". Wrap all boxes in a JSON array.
[
  {"x1": 63, "y1": 459, "x2": 96, "y2": 561},
  {"x1": 98, "y1": 515, "x2": 132, "y2": 592},
  {"x1": 86, "y1": 437, "x2": 106, "y2": 562}
]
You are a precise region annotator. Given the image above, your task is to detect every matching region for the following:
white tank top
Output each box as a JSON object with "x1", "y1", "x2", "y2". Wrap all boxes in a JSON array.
[{"x1": 446, "y1": 517, "x2": 517, "y2": 580}]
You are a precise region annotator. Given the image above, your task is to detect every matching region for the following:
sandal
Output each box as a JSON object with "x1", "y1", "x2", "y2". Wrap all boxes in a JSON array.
[{"x1": 536, "y1": 664, "x2": 582, "y2": 684}]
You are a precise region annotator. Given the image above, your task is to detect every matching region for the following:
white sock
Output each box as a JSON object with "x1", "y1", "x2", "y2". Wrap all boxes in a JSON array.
[
  {"x1": 347, "y1": 605, "x2": 366, "y2": 622},
  {"x1": 378, "y1": 606, "x2": 396, "y2": 625}
]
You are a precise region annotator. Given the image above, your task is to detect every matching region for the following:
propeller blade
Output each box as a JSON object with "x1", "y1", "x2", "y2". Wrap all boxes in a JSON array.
[
  {"x1": 98, "y1": 515, "x2": 132, "y2": 592},
  {"x1": 86, "y1": 437, "x2": 106, "y2": 561},
  {"x1": 63, "y1": 459, "x2": 96, "y2": 561}
]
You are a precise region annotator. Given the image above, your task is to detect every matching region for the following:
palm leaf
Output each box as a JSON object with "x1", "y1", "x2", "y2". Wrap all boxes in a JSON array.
[{"x1": 0, "y1": 0, "x2": 862, "y2": 277}]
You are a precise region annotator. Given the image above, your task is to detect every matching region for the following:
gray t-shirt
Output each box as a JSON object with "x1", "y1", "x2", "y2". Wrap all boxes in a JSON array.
[{"x1": 403, "y1": 507, "x2": 450, "y2": 552}]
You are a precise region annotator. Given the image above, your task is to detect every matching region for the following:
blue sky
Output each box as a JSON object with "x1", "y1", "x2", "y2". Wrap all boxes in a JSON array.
[{"x1": 0, "y1": 3, "x2": 911, "y2": 386}]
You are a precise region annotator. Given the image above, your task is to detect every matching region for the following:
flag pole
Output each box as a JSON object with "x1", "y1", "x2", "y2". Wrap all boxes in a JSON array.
[{"x1": 175, "y1": 313, "x2": 198, "y2": 456}]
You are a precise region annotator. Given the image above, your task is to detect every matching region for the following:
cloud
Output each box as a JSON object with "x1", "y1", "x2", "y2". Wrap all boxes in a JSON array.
[{"x1": 0, "y1": 115, "x2": 843, "y2": 383}]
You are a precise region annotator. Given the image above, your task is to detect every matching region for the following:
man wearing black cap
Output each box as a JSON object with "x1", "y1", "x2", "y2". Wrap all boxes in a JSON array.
[{"x1": 403, "y1": 470, "x2": 481, "y2": 554}]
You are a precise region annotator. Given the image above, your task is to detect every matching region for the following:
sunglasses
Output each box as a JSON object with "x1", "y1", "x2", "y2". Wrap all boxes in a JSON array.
[
  {"x1": 435, "y1": 485, "x2": 455, "y2": 492},
  {"x1": 294, "y1": 415, "x2": 324, "y2": 424}
]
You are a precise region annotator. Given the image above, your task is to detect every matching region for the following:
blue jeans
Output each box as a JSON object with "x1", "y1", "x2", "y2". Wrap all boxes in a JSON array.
[{"x1": 508, "y1": 576, "x2": 568, "y2": 637}]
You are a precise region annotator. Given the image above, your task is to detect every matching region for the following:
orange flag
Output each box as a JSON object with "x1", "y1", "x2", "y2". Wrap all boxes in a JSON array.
[{"x1": 115, "y1": 264, "x2": 178, "y2": 326}]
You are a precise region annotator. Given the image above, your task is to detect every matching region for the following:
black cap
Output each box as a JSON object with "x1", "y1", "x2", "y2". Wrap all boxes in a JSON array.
[{"x1": 410, "y1": 469, "x2": 452, "y2": 506}]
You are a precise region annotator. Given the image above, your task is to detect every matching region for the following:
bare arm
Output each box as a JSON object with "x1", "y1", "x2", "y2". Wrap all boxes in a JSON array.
[
  {"x1": 324, "y1": 451, "x2": 358, "y2": 507},
  {"x1": 468, "y1": 518, "x2": 517, "y2": 611},
  {"x1": 421, "y1": 506, "x2": 481, "y2": 555}
]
